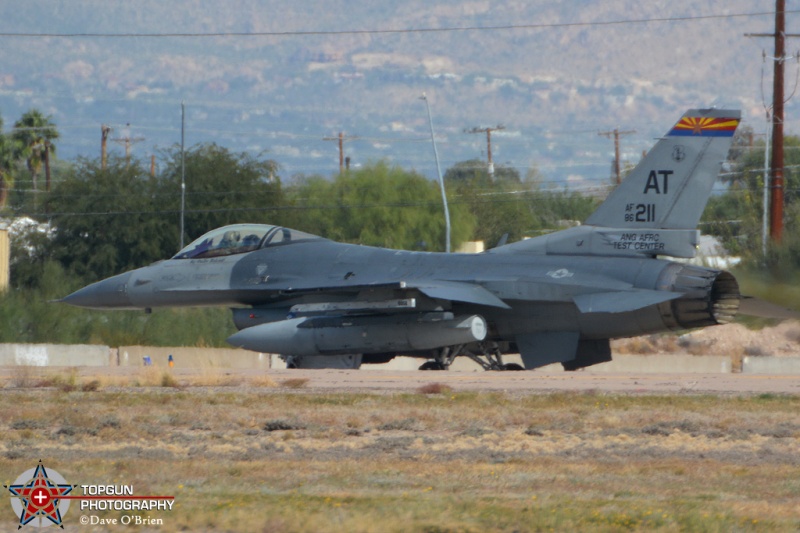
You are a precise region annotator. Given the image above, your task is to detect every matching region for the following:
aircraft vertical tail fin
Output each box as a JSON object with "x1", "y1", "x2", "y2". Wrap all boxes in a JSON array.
[{"x1": 584, "y1": 109, "x2": 741, "y2": 230}]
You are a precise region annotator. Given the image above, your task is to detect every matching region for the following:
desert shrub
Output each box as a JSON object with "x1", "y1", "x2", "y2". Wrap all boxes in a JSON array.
[{"x1": 417, "y1": 382, "x2": 453, "y2": 395}]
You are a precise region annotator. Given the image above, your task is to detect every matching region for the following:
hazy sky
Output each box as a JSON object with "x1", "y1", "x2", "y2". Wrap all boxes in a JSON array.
[{"x1": 0, "y1": 2, "x2": 796, "y2": 187}]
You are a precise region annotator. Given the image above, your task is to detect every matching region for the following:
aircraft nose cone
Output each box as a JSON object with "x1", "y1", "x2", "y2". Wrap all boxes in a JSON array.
[{"x1": 60, "y1": 272, "x2": 134, "y2": 309}]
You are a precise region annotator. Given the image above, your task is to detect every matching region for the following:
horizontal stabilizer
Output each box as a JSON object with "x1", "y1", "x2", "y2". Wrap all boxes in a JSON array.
[{"x1": 573, "y1": 290, "x2": 681, "y2": 314}]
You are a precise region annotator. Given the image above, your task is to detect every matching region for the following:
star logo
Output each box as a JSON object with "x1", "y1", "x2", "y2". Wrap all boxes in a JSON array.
[
  {"x1": 5, "y1": 461, "x2": 75, "y2": 529},
  {"x1": 547, "y1": 268, "x2": 574, "y2": 279}
]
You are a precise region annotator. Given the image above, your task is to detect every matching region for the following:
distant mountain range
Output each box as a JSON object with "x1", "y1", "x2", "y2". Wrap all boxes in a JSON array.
[{"x1": 0, "y1": 1, "x2": 792, "y2": 190}]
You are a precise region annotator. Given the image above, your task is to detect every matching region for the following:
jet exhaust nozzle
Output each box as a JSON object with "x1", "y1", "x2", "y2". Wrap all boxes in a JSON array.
[{"x1": 658, "y1": 264, "x2": 740, "y2": 330}]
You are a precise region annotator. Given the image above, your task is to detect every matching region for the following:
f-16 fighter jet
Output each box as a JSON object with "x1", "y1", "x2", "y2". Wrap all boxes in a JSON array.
[{"x1": 64, "y1": 109, "x2": 762, "y2": 370}]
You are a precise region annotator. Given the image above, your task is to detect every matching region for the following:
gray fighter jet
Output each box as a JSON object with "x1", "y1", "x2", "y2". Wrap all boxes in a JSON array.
[{"x1": 63, "y1": 109, "x2": 756, "y2": 370}]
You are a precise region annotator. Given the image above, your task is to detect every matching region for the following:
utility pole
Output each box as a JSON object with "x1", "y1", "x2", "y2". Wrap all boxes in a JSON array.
[
  {"x1": 771, "y1": 1, "x2": 786, "y2": 242},
  {"x1": 323, "y1": 131, "x2": 358, "y2": 173},
  {"x1": 746, "y1": 0, "x2": 800, "y2": 243},
  {"x1": 101, "y1": 124, "x2": 111, "y2": 169},
  {"x1": 598, "y1": 128, "x2": 636, "y2": 185},
  {"x1": 763, "y1": 110, "x2": 772, "y2": 257},
  {"x1": 420, "y1": 93, "x2": 451, "y2": 253},
  {"x1": 180, "y1": 102, "x2": 186, "y2": 250},
  {"x1": 112, "y1": 123, "x2": 145, "y2": 167},
  {"x1": 465, "y1": 125, "x2": 505, "y2": 177}
]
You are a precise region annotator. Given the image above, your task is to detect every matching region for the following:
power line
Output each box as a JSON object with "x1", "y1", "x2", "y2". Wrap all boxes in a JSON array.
[{"x1": 0, "y1": 10, "x2": 791, "y2": 39}]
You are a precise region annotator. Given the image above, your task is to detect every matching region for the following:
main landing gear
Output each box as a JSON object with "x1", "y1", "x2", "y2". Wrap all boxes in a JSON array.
[{"x1": 418, "y1": 343, "x2": 525, "y2": 371}]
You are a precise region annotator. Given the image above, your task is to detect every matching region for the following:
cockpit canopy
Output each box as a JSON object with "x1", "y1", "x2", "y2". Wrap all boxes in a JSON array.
[{"x1": 173, "y1": 224, "x2": 322, "y2": 259}]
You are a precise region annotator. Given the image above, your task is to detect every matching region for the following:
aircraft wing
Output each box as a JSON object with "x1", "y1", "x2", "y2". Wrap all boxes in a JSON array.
[
  {"x1": 274, "y1": 280, "x2": 679, "y2": 314},
  {"x1": 272, "y1": 279, "x2": 512, "y2": 309}
]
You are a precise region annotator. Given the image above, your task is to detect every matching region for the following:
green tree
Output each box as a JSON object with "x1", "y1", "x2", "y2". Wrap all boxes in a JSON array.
[
  {"x1": 159, "y1": 144, "x2": 282, "y2": 246},
  {"x1": 701, "y1": 185, "x2": 760, "y2": 257},
  {"x1": 702, "y1": 133, "x2": 800, "y2": 264},
  {"x1": 13, "y1": 109, "x2": 59, "y2": 193},
  {"x1": 44, "y1": 157, "x2": 175, "y2": 283},
  {"x1": 444, "y1": 158, "x2": 522, "y2": 186},
  {"x1": 280, "y1": 174, "x2": 338, "y2": 237},
  {"x1": 0, "y1": 113, "x2": 18, "y2": 208},
  {"x1": 283, "y1": 161, "x2": 474, "y2": 251},
  {"x1": 530, "y1": 189, "x2": 597, "y2": 227},
  {"x1": 445, "y1": 160, "x2": 531, "y2": 246},
  {"x1": 8, "y1": 218, "x2": 53, "y2": 289},
  {"x1": 444, "y1": 160, "x2": 596, "y2": 247}
]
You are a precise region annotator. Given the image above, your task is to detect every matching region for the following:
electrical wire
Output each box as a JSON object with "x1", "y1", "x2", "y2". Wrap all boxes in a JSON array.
[{"x1": 0, "y1": 10, "x2": 790, "y2": 38}]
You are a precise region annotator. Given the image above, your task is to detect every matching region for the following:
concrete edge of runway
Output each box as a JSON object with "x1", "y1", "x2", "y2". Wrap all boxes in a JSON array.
[{"x1": 0, "y1": 366, "x2": 795, "y2": 395}]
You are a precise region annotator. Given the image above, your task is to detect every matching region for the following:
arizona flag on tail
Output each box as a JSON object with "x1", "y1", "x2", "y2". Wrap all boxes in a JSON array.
[
  {"x1": 669, "y1": 115, "x2": 739, "y2": 137},
  {"x1": 584, "y1": 108, "x2": 741, "y2": 230}
]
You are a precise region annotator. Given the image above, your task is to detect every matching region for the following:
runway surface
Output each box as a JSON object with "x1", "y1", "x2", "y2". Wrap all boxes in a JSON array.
[
  {"x1": 36, "y1": 366, "x2": 800, "y2": 395},
  {"x1": 3, "y1": 363, "x2": 797, "y2": 394},
  {"x1": 258, "y1": 369, "x2": 800, "y2": 394}
]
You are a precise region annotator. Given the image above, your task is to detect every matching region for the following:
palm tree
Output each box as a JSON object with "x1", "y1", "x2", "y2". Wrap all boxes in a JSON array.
[
  {"x1": 13, "y1": 109, "x2": 59, "y2": 193},
  {"x1": 0, "y1": 114, "x2": 18, "y2": 208}
]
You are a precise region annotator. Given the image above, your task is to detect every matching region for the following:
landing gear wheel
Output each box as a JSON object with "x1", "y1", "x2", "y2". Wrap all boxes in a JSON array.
[
  {"x1": 502, "y1": 363, "x2": 524, "y2": 371},
  {"x1": 419, "y1": 361, "x2": 447, "y2": 371},
  {"x1": 280, "y1": 354, "x2": 363, "y2": 369}
]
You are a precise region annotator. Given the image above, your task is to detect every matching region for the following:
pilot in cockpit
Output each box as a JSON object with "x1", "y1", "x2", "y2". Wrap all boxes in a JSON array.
[{"x1": 218, "y1": 231, "x2": 241, "y2": 249}]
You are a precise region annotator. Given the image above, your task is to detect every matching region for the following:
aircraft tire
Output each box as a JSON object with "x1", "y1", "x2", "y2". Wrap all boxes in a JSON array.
[
  {"x1": 419, "y1": 361, "x2": 446, "y2": 371},
  {"x1": 502, "y1": 363, "x2": 525, "y2": 371}
]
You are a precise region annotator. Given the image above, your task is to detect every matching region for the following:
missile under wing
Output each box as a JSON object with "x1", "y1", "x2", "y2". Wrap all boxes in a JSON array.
[{"x1": 64, "y1": 109, "x2": 775, "y2": 371}]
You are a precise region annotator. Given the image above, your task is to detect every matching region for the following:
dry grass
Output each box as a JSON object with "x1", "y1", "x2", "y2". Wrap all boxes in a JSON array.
[
  {"x1": 160, "y1": 370, "x2": 180, "y2": 388},
  {"x1": 0, "y1": 382, "x2": 797, "y2": 531},
  {"x1": 417, "y1": 382, "x2": 453, "y2": 395},
  {"x1": 8, "y1": 365, "x2": 38, "y2": 388},
  {"x1": 2, "y1": 367, "x2": 277, "y2": 390},
  {"x1": 245, "y1": 374, "x2": 277, "y2": 388},
  {"x1": 280, "y1": 377, "x2": 310, "y2": 389}
]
